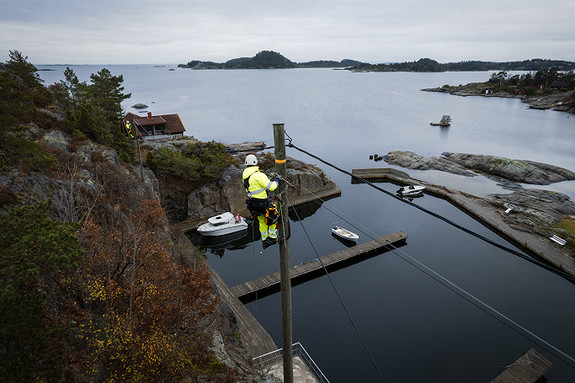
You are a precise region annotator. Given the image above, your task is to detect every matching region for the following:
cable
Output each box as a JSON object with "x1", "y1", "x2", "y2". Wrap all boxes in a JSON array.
[
  {"x1": 282, "y1": 162, "x2": 575, "y2": 369},
  {"x1": 287, "y1": 142, "x2": 575, "y2": 284},
  {"x1": 285, "y1": 191, "x2": 388, "y2": 383}
]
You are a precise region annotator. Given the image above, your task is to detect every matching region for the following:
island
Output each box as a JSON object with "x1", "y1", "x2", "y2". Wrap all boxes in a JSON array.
[{"x1": 421, "y1": 69, "x2": 575, "y2": 114}]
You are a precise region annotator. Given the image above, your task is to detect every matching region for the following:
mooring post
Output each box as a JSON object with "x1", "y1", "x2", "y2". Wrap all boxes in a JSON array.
[{"x1": 273, "y1": 123, "x2": 293, "y2": 383}]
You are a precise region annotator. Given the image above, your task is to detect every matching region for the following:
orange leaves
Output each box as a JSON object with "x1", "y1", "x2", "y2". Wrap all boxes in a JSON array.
[{"x1": 73, "y1": 198, "x2": 222, "y2": 381}]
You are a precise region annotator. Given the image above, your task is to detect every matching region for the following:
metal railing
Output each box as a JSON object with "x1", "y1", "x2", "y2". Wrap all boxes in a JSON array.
[{"x1": 252, "y1": 342, "x2": 331, "y2": 383}]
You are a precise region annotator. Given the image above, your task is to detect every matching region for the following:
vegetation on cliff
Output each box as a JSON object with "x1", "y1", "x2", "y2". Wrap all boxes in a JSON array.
[{"x1": 0, "y1": 51, "x2": 243, "y2": 382}]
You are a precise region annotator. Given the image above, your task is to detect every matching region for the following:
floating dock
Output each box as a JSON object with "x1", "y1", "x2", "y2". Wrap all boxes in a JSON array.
[
  {"x1": 231, "y1": 231, "x2": 408, "y2": 302},
  {"x1": 490, "y1": 348, "x2": 551, "y2": 383}
]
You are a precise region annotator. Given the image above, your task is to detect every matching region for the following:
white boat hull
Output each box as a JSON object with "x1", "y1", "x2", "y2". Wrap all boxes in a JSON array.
[
  {"x1": 397, "y1": 185, "x2": 425, "y2": 197},
  {"x1": 331, "y1": 226, "x2": 359, "y2": 242},
  {"x1": 197, "y1": 213, "x2": 248, "y2": 237}
]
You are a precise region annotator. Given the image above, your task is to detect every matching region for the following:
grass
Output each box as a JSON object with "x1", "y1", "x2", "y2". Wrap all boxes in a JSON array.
[{"x1": 555, "y1": 217, "x2": 575, "y2": 235}]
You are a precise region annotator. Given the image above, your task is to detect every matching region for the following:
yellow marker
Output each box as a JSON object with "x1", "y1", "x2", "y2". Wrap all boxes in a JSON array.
[{"x1": 275, "y1": 158, "x2": 286, "y2": 163}]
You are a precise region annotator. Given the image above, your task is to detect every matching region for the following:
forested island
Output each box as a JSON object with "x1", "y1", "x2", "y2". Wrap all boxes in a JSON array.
[
  {"x1": 422, "y1": 69, "x2": 575, "y2": 114},
  {"x1": 179, "y1": 50, "x2": 575, "y2": 72}
]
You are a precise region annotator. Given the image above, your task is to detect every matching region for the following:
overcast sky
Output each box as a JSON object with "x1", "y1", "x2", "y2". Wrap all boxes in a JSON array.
[{"x1": 1, "y1": 0, "x2": 574, "y2": 65}]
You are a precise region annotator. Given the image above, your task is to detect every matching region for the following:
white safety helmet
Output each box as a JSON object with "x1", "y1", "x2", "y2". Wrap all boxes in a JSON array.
[{"x1": 245, "y1": 154, "x2": 258, "y2": 166}]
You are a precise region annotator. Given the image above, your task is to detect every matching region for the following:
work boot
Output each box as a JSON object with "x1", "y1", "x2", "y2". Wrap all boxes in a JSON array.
[{"x1": 262, "y1": 237, "x2": 277, "y2": 249}]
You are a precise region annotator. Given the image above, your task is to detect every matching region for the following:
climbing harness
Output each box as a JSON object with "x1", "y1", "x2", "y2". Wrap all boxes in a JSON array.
[{"x1": 264, "y1": 203, "x2": 279, "y2": 226}]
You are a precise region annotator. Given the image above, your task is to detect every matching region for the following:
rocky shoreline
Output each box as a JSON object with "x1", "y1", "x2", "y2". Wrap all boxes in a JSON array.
[
  {"x1": 376, "y1": 151, "x2": 575, "y2": 261},
  {"x1": 421, "y1": 82, "x2": 575, "y2": 114}
]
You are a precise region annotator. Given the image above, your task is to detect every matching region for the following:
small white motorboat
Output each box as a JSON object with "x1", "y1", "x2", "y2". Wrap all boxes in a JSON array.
[
  {"x1": 197, "y1": 212, "x2": 248, "y2": 237},
  {"x1": 397, "y1": 185, "x2": 425, "y2": 197},
  {"x1": 331, "y1": 225, "x2": 359, "y2": 242}
]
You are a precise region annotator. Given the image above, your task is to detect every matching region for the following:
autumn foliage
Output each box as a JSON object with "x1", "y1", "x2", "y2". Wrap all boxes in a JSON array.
[{"x1": 1, "y1": 51, "x2": 240, "y2": 382}]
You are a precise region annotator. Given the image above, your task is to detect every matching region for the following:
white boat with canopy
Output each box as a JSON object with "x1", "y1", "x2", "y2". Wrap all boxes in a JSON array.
[{"x1": 197, "y1": 212, "x2": 248, "y2": 237}]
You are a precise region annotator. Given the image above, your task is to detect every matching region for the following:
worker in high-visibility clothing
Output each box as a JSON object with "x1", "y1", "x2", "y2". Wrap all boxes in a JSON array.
[
  {"x1": 125, "y1": 121, "x2": 134, "y2": 138},
  {"x1": 242, "y1": 154, "x2": 280, "y2": 248}
]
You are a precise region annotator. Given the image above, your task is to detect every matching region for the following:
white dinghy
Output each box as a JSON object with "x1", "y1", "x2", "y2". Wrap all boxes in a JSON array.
[
  {"x1": 197, "y1": 212, "x2": 248, "y2": 237},
  {"x1": 331, "y1": 225, "x2": 359, "y2": 242}
]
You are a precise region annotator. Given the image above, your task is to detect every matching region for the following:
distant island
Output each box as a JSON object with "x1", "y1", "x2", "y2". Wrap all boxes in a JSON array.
[
  {"x1": 179, "y1": 51, "x2": 575, "y2": 72},
  {"x1": 178, "y1": 50, "x2": 361, "y2": 69},
  {"x1": 422, "y1": 69, "x2": 575, "y2": 114}
]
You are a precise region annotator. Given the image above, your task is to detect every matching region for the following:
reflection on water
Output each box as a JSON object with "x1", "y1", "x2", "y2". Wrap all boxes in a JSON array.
[
  {"x1": 288, "y1": 200, "x2": 323, "y2": 221},
  {"x1": 187, "y1": 222, "x2": 258, "y2": 258}
]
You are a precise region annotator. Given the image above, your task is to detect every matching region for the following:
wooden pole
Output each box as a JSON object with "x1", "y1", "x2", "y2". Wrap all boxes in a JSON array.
[{"x1": 273, "y1": 123, "x2": 293, "y2": 383}]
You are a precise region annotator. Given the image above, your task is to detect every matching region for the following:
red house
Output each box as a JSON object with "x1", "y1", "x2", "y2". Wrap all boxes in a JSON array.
[{"x1": 123, "y1": 112, "x2": 186, "y2": 139}]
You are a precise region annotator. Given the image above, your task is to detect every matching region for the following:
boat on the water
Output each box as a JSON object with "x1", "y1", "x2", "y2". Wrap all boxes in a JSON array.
[
  {"x1": 197, "y1": 212, "x2": 248, "y2": 237},
  {"x1": 331, "y1": 225, "x2": 359, "y2": 242},
  {"x1": 430, "y1": 115, "x2": 451, "y2": 127},
  {"x1": 397, "y1": 185, "x2": 425, "y2": 197}
]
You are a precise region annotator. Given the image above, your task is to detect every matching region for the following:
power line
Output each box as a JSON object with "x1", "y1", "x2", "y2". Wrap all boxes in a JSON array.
[
  {"x1": 282, "y1": 176, "x2": 575, "y2": 370},
  {"x1": 287, "y1": 142, "x2": 575, "y2": 285},
  {"x1": 284, "y1": 190, "x2": 387, "y2": 383}
]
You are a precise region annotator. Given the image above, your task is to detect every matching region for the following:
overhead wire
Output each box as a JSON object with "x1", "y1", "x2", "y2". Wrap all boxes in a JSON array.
[
  {"x1": 279, "y1": 150, "x2": 575, "y2": 370},
  {"x1": 283, "y1": 190, "x2": 388, "y2": 383},
  {"x1": 286, "y1": 141, "x2": 575, "y2": 285}
]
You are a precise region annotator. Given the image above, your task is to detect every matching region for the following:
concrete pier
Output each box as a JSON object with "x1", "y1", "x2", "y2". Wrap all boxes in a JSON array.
[{"x1": 351, "y1": 168, "x2": 575, "y2": 277}]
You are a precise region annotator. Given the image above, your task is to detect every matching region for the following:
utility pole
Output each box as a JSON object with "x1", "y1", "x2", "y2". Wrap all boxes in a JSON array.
[{"x1": 273, "y1": 123, "x2": 293, "y2": 383}]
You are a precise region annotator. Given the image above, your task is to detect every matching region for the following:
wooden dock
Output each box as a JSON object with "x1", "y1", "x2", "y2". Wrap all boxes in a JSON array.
[
  {"x1": 231, "y1": 231, "x2": 408, "y2": 302},
  {"x1": 490, "y1": 348, "x2": 551, "y2": 383}
]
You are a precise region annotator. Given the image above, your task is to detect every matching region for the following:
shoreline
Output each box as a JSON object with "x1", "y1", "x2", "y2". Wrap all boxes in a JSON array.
[
  {"x1": 421, "y1": 84, "x2": 575, "y2": 115},
  {"x1": 351, "y1": 167, "x2": 575, "y2": 278}
]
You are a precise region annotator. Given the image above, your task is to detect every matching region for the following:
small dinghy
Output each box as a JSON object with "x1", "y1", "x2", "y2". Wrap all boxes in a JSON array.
[
  {"x1": 197, "y1": 212, "x2": 248, "y2": 237},
  {"x1": 397, "y1": 185, "x2": 425, "y2": 197},
  {"x1": 331, "y1": 225, "x2": 359, "y2": 242}
]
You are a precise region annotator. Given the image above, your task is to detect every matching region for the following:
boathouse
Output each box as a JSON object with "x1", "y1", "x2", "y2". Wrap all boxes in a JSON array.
[{"x1": 124, "y1": 112, "x2": 186, "y2": 139}]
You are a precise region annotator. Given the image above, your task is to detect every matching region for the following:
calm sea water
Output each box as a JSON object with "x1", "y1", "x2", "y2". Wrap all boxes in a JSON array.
[{"x1": 39, "y1": 66, "x2": 575, "y2": 382}]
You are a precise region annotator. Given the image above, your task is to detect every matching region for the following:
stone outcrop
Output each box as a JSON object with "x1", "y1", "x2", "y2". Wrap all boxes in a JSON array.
[
  {"x1": 489, "y1": 189, "x2": 575, "y2": 241},
  {"x1": 383, "y1": 151, "x2": 475, "y2": 176},
  {"x1": 442, "y1": 152, "x2": 575, "y2": 185},
  {"x1": 383, "y1": 151, "x2": 575, "y2": 186},
  {"x1": 422, "y1": 83, "x2": 575, "y2": 114},
  {"x1": 187, "y1": 158, "x2": 335, "y2": 219}
]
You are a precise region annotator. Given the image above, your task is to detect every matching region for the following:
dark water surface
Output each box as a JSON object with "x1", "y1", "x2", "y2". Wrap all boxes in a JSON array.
[{"x1": 40, "y1": 66, "x2": 575, "y2": 382}]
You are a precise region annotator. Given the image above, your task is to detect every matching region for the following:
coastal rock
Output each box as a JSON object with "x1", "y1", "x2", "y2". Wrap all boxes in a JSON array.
[
  {"x1": 442, "y1": 152, "x2": 575, "y2": 185},
  {"x1": 383, "y1": 151, "x2": 575, "y2": 185},
  {"x1": 186, "y1": 158, "x2": 336, "y2": 219},
  {"x1": 383, "y1": 151, "x2": 476, "y2": 176},
  {"x1": 490, "y1": 190, "x2": 575, "y2": 238}
]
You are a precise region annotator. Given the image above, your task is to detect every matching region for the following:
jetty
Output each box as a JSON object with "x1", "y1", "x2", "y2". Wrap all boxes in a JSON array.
[
  {"x1": 168, "y1": 184, "x2": 343, "y2": 361},
  {"x1": 490, "y1": 348, "x2": 551, "y2": 383},
  {"x1": 430, "y1": 115, "x2": 451, "y2": 126},
  {"x1": 350, "y1": 168, "x2": 575, "y2": 277},
  {"x1": 231, "y1": 231, "x2": 408, "y2": 302}
]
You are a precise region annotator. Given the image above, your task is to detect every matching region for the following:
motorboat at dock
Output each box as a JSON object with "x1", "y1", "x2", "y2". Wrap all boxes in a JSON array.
[
  {"x1": 197, "y1": 212, "x2": 248, "y2": 237},
  {"x1": 397, "y1": 185, "x2": 425, "y2": 197}
]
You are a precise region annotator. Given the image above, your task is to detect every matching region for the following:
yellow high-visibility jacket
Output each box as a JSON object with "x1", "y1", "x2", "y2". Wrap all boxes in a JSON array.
[{"x1": 242, "y1": 166, "x2": 278, "y2": 200}]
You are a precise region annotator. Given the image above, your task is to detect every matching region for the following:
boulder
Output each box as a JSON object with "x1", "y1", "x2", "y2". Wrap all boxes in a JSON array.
[{"x1": 43, "y1": 130, "x2": 70, "y2": 152}]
